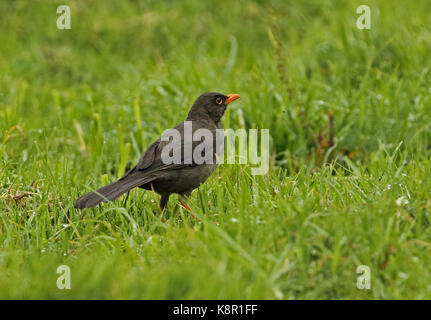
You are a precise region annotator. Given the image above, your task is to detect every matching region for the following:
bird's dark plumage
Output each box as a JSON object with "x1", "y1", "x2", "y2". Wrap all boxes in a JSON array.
[{"x1": 74, "y1": 92, "x2": 240, "y2": 211}]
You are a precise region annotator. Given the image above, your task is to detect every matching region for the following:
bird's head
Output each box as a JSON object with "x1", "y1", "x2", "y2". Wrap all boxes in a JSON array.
[{"x1": 187, "y1": 92, "x2": 240, "y2": 123}]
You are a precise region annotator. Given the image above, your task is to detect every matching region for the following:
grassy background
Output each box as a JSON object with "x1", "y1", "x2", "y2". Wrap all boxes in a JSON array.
[{"x1": 1, "y1": 0, "x2": 431, "y2": 299}]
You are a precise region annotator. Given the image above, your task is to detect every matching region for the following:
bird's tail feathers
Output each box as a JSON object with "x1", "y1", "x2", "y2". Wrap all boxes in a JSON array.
[{"x1": 74, "y1": 175, "x2": 155, "y2": 209}]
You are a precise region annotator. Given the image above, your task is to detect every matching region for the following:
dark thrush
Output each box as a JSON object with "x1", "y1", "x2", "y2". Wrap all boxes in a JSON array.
[{"x1": 74, "y1": 92, "x2": 240, "y2": 212}]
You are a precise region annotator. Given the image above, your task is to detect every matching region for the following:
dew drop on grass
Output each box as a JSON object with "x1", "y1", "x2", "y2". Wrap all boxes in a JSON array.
[
  {"x1": 396, "y1": 196, "x2": 409, "y2": 206},
  {"x1": 398, "y1": 272, "x2": 409, "y2": 280},
  {"x1": 256, "y1": 216, "x2": 266, "y2": 224}
]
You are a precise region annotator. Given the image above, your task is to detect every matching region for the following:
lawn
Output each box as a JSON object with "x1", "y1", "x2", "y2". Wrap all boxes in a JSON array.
[{"x1": 1, "y1": 0, "x2": 431, "y2": 299}]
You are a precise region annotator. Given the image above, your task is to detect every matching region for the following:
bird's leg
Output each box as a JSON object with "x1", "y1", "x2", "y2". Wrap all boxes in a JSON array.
[
  {"x1": 178, "y1": 194, "x2": 191, "y2": 211},
  {"x1": 158, "y1": 194, "x2": 170, "y2": 215},
  {"x1": 179, "y1": 194, "x2": 200, "y2": 221},
  {"x1": 179, "y1": 200, "x2": 191, "y2": 212}
]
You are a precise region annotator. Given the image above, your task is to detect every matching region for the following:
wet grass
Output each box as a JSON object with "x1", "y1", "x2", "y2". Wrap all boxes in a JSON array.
[{"x1": 1, "y1": 0, "x2": 431, "y2": 299}]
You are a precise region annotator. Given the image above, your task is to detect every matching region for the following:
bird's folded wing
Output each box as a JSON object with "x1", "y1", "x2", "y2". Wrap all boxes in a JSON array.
[{"x1": 124, "y1": 132, "x2": 219, "y2": 178}]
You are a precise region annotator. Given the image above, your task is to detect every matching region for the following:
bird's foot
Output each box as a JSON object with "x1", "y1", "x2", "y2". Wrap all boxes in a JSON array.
[{"x1": 179, "y1": 200, "x2": 200, "y2": 222}]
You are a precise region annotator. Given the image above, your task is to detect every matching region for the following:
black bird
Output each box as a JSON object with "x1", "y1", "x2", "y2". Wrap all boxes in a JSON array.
[{"x1": 74, "y1": 92, "x2": 240, "y2": 212}]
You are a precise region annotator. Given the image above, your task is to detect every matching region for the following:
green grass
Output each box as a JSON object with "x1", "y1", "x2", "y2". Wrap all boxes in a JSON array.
[{"x1": 1, "y1": 0, "x2": 431, "y2": 299}]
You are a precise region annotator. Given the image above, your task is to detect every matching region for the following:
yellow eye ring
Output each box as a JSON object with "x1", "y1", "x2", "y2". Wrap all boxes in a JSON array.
[{"x1": 216, "y1": 97, "x2": 223, "y2": 104}]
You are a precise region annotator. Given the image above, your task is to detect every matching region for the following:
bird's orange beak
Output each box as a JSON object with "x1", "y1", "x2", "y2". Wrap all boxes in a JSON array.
[{"x1": 226, "y1": 94, "x2": 240, "y2": 104}]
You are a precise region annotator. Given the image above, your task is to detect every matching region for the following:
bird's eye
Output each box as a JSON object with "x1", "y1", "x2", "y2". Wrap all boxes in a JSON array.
[{"x1": 216, "y1": 97, "x2": 223, "y2": 105}]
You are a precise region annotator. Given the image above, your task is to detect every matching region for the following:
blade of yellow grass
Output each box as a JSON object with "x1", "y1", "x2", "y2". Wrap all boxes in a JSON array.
[{"x1": 74, "y1": 120, "x2": 88, "y2": 156}]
